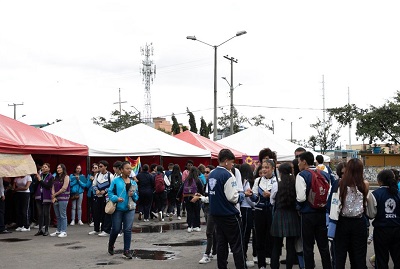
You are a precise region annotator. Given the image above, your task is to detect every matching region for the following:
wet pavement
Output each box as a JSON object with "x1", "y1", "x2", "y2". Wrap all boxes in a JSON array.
[{"x1": 0, "y1": 213, "x2": 379, "y2": 269}]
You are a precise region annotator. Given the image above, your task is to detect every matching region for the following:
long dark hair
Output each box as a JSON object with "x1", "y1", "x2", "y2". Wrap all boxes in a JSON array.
[
  {"x1": 339, "y1": 158, "x2": 368, "y2": 210},
  {"x1": 55, "y1": 163, "x2": 67, "y2": 183},
  {"x1": 186, "y1": 166, "x2": 199, "y2": 186},
  {"x1": 277, "y1": 163, "x2": 296, "y2": 208},
  {"x1": 170, "y1": 164, "x2": 182, "y2": 185},
  {"x1": 378, "y1": 169, "x2": 399, "y2": 195},
  {"x1": 240, "y1": 163, "x2": 255, "y2": 188}
]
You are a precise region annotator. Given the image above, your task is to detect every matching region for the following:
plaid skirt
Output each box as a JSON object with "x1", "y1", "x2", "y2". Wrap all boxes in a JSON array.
[{"x1": 270, "y1": 208, "x2": 300, "y2": 237}]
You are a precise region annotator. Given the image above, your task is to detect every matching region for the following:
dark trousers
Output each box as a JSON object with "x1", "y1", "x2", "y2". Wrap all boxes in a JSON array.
[
  {"x1": 16, "y1": 192, "x2": 30, "y2": 229},
  {"x1": 204, "y1": 205, "x2": 217, "y2": 256},
  {"x1": 373, "y1": 226, "x2": 400, "y2": 269},
  {"x1": 154, "y1": 192, "x2": 167, "y2": 213},
  {"x1": 36, "y1": 202, "x2": 51, "y2": 232},
  {"x1": 335, "y1": 216, "x2": 367, "y2": 269},
  {"x1": 214, "y1": 214, "x2": 247, "y2": 269},
  {"x1": 0, "y1": 198, "x2": 5, "y2": 231},
  {"x1": 301, "y1": 212, "x2": 332, "y2": 269},
  {"x1": 138, "y1": 191, "x2": 153, "y2": 220},
  {"x1": 185, "y1": 197, "x2": 201, "y2": 228},
  {"x1": 254, "y1": 207, "x2": 273, "y2": 267},
  {"x1": 167, "y1": 190, "x2": 180, "y2": 215},
  {"x1": 241, "y1": 207, "x2": 256, "y2": 260},
  {"x1": 271, "y1": 236, "x2": 296, "y2": 269},
  {"x1": 93, "y1": 196, "x2": 111, "y2": 233},
  {"x1": 86, "y1": 196, "x2": 93, "y2": 224}
]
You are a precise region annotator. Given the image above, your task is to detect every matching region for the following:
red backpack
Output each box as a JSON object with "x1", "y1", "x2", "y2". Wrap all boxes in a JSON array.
[
  {"x1": 154, "y1": 173, "x2": 165, "y2": 194},
  {"x1": 307, "y1": 169, "x2": 330, "y2": 209}
]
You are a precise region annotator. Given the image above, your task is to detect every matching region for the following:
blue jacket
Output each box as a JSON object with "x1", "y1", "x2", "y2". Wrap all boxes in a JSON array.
[
  {"x1": 85, "y1": 174, "x2": 95, "y2": 197},
  {"x1": 70, "y1": 174, "x2": 86, "y2": 194},
  {"x1": 109, "y1": 176, "x2": 139, "y2": 212}
]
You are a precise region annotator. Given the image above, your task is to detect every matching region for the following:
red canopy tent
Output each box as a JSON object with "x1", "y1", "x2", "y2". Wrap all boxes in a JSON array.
[
  {"x1": 174, "y1": 130, "x2": 244, "y2": 165},
  {"x1": 0, "y1": 114, "x2": 88, "y2": 155}
]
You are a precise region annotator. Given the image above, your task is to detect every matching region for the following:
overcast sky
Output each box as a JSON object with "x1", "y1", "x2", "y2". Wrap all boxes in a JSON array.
[{"x1": 1, "y1": 0, "x2": 400, "y2": 147}]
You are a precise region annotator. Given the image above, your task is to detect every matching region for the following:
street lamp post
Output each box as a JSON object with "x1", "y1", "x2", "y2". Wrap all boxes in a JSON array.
[
  {"x1": 186, "y1": 31, "x2": 246, "y2": 140},
  {"x1": 281, "y1": 117, "x2": 302, "y2": 142}
]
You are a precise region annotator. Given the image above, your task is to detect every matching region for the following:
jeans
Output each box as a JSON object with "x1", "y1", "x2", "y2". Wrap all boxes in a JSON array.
[
  {"x1": 204, "y1": 204, "x2": 217, "y2": 256},
  {"x1": 185, "y1": 197, "x2": 201, "y2": 228},
  {"x1": 54, "y1": 201, "x2": 68, "y2": 233},
  {"x1": 36, "y1": 202, "x2": 51, "y2": 232},
  {"x1": 109, "y1": 209, "x2": 135, "y2": 251},
  {"x1": 70, "y1": 193, "x2": 83, "y2": 221}
]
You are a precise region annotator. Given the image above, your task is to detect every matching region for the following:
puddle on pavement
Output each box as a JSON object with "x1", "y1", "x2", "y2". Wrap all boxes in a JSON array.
[
  {"x1": 132, "y1": 223, "x2": 187, "y2": 233},
  {"x1": 0, "y1": 238, "x2": 32, "y2": 243},
  {"x1": 95, "y1": 261, "x2": 123, "y2": 266},
  {"x1": 114, "y1": 249, "x2": 175, "y2": 260},
  {"x1": 67, "y1": 246, "x2": 86, "y2": 250},
  {"x1": 54, "y1": 241, "x2": 80, "y2": 247},
  {"x1": 153, "y1": 239, "x2": 207, "y2": 247}
]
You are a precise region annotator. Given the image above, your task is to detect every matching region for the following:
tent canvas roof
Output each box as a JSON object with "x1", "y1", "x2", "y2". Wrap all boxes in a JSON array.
[
  {"x1": 174, "y1": 130, "x2": 244, "y2": 159},
  {"x1": 0, "y1": 114, "x2": 88, "y2": 156},
  {"x1": 218, "y1": 126, "x2": 330, "y2": 162},
  {"x1": 116, "y1": 124, "x2": 211, "y2": 158}
]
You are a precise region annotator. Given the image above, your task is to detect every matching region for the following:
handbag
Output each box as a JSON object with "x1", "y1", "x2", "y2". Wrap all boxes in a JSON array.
[
  {"x1": 105, "y1": 200, "x2": 117, "y2": 214},
  {"x1": 127, "y1": 182, "x2": 137, "y2": 211}
]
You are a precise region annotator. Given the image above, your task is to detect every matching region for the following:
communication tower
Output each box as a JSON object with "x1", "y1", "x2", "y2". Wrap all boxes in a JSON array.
[{"x1": 140, "y1": 43, "x2": 156, "y2": 123}]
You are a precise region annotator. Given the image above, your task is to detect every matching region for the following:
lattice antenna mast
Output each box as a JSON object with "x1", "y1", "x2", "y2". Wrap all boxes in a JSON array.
[{"x1": 140, "y1": 43, "x2": 156, "y2": 123}]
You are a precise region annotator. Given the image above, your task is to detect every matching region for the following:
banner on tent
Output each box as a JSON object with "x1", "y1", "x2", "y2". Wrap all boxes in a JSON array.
[
  {"x1": 242, "y1": 155, "x2": 259, "y2": 166},
  {"x1": 0, "y1": 153, "x2": 37, "y2": 177}
]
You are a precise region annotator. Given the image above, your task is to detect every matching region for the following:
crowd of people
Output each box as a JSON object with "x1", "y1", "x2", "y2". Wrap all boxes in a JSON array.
[{"x1": 0, "y1": 147, "x2": 399, "y2": 268}]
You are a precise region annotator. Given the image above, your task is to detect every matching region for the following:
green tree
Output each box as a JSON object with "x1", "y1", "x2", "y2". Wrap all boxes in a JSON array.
[
  {"x1": 199, "y1": 117, "x2": 210, "y2": 138},
  {"x1": 92, "y1": 109, "x2": 141, "y2": 132},
  {"x1": 171, "y1": 114, "x2": 181, "y2": 135},
  {"x1": 187, "y1": 108, "x2": 198, "y2": 133},
  {"x1": 217, "y1": 108, "x2": 273, "y2": 134},
  {"x1": 309, "y1": 115, "x2": 340, "y2": 154}
]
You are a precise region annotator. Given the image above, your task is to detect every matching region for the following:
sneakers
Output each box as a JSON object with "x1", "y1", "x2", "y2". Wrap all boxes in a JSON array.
[
  {"x1": 193, "y1": 227, "x2": 201, "y2": 232},
  {"x1": 138, "y1": 212, "x2": 143, "y2": 221},
  {"x1": 123, "y1": 250, "x2": 133, "y2": 259},
  {"x1": 199, "y1": 254, "x2": 211, "y2": 264},
  {"x1": 118, "y1": 232, "x2": 123, "y2": 237},
  {"x1": 246, "y1": 260, "x2": 255, "y2": 267},
  {"x1": 58, "y1": 232, "x2": 67, "y2": 238},
  {"x1": 21, "y1": 227, "x2": 30, "y2": 232},
  {"x1": 144, "y1": 219, "x2": 149, "y2": 222},
  {"x1": 78, "y1": 220, "x2": 84, "y2": 225},
  {"x1": 50, "y1": 230, "x2": 61, "y2": 236},
  {"x1": 266, "y1": 258, "x2": 271, "y2": 265},
  {"x1": 108, "y1": 244, "x2": 114, "y2": 255},
  {"x1": 89, "y1": 222, "x2": 94, "y2": 227},
  {"x1": 151, "y1": 211, "x2": 158, "y2": 218},
  {"x1": 158, "y1": 211, "x2": 162, "y2": 221},
  {"x1": 177, "y1": 216, "x2": 181, "y2": 220},
  {"x1": 98, "y1": 231, "x2": 109, "y2": 237},
  {"x1": 253, "y1": 256, "x2": 258, "y2": 263},
  {"x1": 369, "y1": 255, "x2": 376, "y2": 267},
  {"x1": 88, "y1": 231, "x2": 98, "y2": 235},
  {"x1": 15, "y1": 227, "x2": 23, "y2": 232},
  {"x1": 187, "y1": 227, "x2": 193, "y2": 233},
  {"x1": 70, "y1": 220, "x2": 75, "y2": 226}
]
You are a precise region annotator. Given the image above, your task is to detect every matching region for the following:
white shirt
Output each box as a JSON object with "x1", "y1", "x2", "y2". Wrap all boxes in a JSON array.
[
  {"x1": 14, "y1": 175, "x2": 32, "y2": 193},
  {"x1": 0, "y1": 177, "x2": 4, "y2": 197}
]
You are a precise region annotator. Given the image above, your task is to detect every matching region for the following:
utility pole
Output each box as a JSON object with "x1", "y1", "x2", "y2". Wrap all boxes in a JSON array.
[
  {"x1": 223, "y1": 55, "x2": 238, "y2": 135},
  {"x1": 8, "y1": 103, "x2": 24, "y2": 119},
  {"x1": 348, "y1": 86, "x2": 352, "y2": 150},
  {"x1": 113, "y1": 88, "x2": 127, "y2": 114}
]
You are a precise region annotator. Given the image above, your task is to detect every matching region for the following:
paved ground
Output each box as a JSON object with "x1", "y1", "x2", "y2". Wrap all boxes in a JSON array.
[{"x1": 0, "y1": 213, "x2": 379, "y2": 269}]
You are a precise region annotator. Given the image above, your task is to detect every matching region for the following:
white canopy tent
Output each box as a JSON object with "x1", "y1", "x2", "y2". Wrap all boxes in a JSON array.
[
  {"x1": 115, "y1": 123, "x2": 211, "y2": 158},
  {"x1": 42, "y1": 119, "x2": 211, "y2": 158},
  {"x1": 218, "y1": 126, "x2": 330, "y2": 162}
]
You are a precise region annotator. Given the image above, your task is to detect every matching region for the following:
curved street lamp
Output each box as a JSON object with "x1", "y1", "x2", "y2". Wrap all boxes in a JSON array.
[{"x1": 186, "y1": 31, "x2": 247, "y2": 140}]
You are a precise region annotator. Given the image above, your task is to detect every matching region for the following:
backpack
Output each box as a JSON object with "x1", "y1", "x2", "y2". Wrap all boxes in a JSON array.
[
  {"x1": 307, "y1": 169, "x2": 330, "y2": 209},
  {"x1": 154, "y1": 173, "x2": 165, "y2": 194},
  {"x1": 183, "y1": 178, "x2": 197, "y2": 195},
  {"x1": 171, "y1": 175, "x2": 182, "y2": 192}
]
